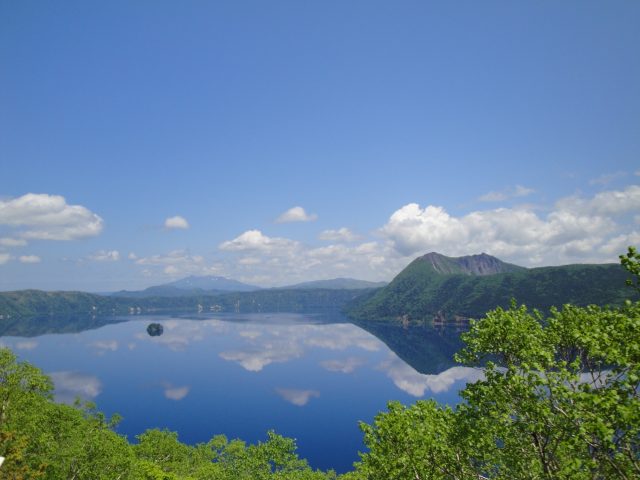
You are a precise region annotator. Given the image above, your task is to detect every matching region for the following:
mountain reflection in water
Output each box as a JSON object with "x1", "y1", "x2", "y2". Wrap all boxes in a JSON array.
[{"x1": 0, "y1": 313, "x2": 479, "y2": 473}]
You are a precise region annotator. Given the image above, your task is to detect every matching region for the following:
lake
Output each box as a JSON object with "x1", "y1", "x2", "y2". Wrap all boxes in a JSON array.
[{"x1": 0, "y1": 312, "x2": 480, "y2": 473}]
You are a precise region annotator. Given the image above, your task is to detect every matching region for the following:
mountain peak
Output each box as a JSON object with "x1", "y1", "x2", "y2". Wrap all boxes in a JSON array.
[
  {"x1": 417, "y1": 252, "x2": 524, "y2": 276},
  {"x1": 164, "y1": 275, "x2": 259, "y2": 291},
  {"x1": 279, "y1": 277, "x2": 388, "y2": 290}
]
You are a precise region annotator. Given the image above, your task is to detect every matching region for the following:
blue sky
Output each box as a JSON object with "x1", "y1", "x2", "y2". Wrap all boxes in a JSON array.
[{"x1": 1, "y1": 1, "x2": 639, "y2": 291}]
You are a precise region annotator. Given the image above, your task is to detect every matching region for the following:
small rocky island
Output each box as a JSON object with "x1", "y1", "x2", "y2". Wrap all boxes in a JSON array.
[{"x1": 146, "y1": 323, "x2": 164, "y2": 337}]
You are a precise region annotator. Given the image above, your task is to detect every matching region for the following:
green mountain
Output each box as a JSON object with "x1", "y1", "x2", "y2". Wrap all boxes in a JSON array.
[
  {"x1": 415, "y1": 252, "x2": 525, "y2": 276},
  {"x1": 0, "y1": 290, "x2": 119, "y2": 318},
  {"x1": 0, "y1": 288, "x2": 374, "y2": 319},
  {"x1": 346, "y1": 252, "x2": 638, "y2": 322}
]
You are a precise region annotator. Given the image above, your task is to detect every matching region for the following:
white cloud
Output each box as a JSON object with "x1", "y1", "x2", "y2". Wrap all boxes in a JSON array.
[
  {"x1": 275, "y1": 388, "x2": 320, "y2": 406},
  {"x1": 557, "y1": 185, "x2": 640, "y2": 216},
  {"x1": 307, "y1": 244, "x2": 350, "y2": 260},
  {"x1": 514, "y1": 185, "x2": 535, "y2": 197},
  {"x1": 164, "y1": 215, "x2": 189, "y2": 230},
  {"x1": 219, "y1": 230, "x2": 299, "y2": 253},
  {"x1": 219, "y1": 322, "x2": 382, "y2": 372},
  {"x1": 320, "y1": 357, "x2": 365, "y2": 374},
  {"x1": 589, "y1": 171, "x2": 627, "y2": 186},
  {"x1": 478, "y1": 191, "x2": 507, "y2": 202},
  {"x1": 598, "y1": 231, "x2": 640, "y2": 255},
  {"x1": 49, "y1": 371, "x2": 102, "y2": 404},
  {"x1": 319, "y1": 227, "x2": 359, "y2": 242},
  {"x1": 15, "y1": 340, "x2": 38, "y2": 350},
  {"x1": 89, "y1": 250, "x2": 120, "y2": 262},
  {"x1": 89, "y1": 340, "x2": 118, "y2": 355},
  {"x1": 0, "y1": 253, "x2": 11, "y2": 265},
  {"x1": 381, "y1": 204, "x2": 467, "y2": 256},
  {"x1": 0, "y1": 193, "x2": 103, "y2": 241},
  {"x1": 18, "y1": 255, "x2": 41, "y2": 264},
  {"x1": 238, "y1": 256, "x2": 262, "y2": 266},
  {"x1": 220, "y1": 343, "x2": 302, "y2": 372},
  {"x1": 479, "y1": 184, "x2": 535, "y2": 202},
  {"x1": 354, "y1": 242, "x2": 378, "y2": 254},
  {"x1": 0, "y1": 237, "x2": 27, "y2": 247},
  {"x1": 304, "y1": 324, "x2": 382, "y2": 351},
  {"x1": 276, "y1": 206, "x2": 318, "y2": 223},
  {"x1": 239, "y1": 330, "x2": 262, "y2": 339},
  {"x1": 379, "y1": 354, "x2": 484, "y2": 396},
  {"x1": 135, "y1": 319, "x2": 208, "y2": 352},
  {"x1": 164, "y1": 265, "x2": 179, "y2": 275},
  {"x1": 135, "y1": 250, "x2": 214, "y2": 278},
  {"x1": 163, "y1": 383, "x2": 190, "y2": 401},
  {"x1": 128, "y1": 252, "x2": 138, "y2": 260},
  {"x1": 381, "y1": 185, "x2": 640, "y2": 265},
  {"x1": 218, "y1": 229, "x2": 399, "y2": 286}
]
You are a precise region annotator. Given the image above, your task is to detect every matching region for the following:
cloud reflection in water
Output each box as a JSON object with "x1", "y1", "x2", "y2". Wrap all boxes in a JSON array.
[
  {"x1": 162, "y1": 383, "x2": 190, "y2": 401},
  {"x1": 219, "y1": 323, "x2": 384, "y2": 372},
  {"x1": 320, "y1": 357, "x2": 365, "y2": 374},
  {"x1": 136, "y1": 319, "x2": 229, "y2": 351},
  {"x1": 15, "y1": 340, "x2": 38, "y2": 350},
  {"x1": 379, "y1": 353, "x2": 484, "y2": 396},
  {"x1": 275, "y1": 388, "x2": 320, "y2": 406},
  {"x1": 89, "y1": 340, "x2": 118, "y2": 355},
  {"x1": 49, "y1": 371, "x2": 102, "y2": 404}
]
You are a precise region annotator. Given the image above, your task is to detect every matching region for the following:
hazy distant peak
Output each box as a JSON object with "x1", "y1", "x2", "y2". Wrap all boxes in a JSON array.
[
  {"x1": 417, "y1": 252, "x2": 525, "y2": 276},
  {"x1": 164, "y1": 275, "x2": 259, "y2": 291},
  {"x1": 280, "y1": 277, "x2": 388, "y2": 290}
]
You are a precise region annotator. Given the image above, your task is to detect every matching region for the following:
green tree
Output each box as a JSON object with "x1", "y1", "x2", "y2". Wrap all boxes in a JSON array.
[
  {"x1": 620, "y1": 246, "x2": 640, "y2": 293},
  {"x1": 0, "y1": 348, "x2": 136, "y2": 479}
]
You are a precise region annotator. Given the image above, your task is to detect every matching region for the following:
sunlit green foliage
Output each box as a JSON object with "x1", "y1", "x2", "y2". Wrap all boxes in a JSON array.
[
  {"x1": 0, "y1": 348, "x2": 135, "y2": 479},
  {"x1": 620, "y1": 246, "x2": 640, "y2": 293}
]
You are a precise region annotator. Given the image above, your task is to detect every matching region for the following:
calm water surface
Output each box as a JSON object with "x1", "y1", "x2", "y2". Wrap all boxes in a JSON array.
[{"x1": 1, "y1": 313, "x2": 479, "y2": 472}]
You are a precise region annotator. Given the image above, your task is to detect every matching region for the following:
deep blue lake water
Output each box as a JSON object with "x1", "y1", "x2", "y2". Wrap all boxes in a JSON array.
[{"x1": 0, "y1": 313, "x2": 480, "y2": 473}]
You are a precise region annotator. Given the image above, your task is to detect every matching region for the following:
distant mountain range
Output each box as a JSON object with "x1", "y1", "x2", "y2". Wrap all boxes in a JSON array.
[
  {"x1": 0, "y1": 273, "x2": 386, "y2": 318},
  {"x1": 1, "y1": 253, "x2": 636, "y2": 320},
  {"x1": 166, "y1": 275, "x2": 260, "y2": 291},
  {"x1": 346, "y1": 252, "x2": 638, "y2": 321},
  {"x1": 112, "y1": 275, "x2": 260, "y2": 298},
  {"x1": 112, "y1": 275, "x2": 385, "y2": 298},
  {"x1": 278, "y1": 278, "x2": 387, "y2": 290},
  {"x1": 0, "y1": 288, "x2": 368, "y2": 320}
]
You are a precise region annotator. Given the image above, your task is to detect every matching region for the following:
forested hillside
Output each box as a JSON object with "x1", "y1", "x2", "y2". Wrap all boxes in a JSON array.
[
  {"x1": 347, "y1": 253, "x2": 637, "y2": 321},
  {"x1": 0, "y1": 288, "x2": 373, "y2": 318}
]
